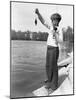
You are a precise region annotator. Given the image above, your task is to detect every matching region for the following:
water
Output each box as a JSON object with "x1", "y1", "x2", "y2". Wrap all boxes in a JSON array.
[
  {"x1": 11, "y1": 40, "x2": 47, "y2": 98},
  {"x1": 11, "y1": 40, "x2": 68, "y2": 98}
]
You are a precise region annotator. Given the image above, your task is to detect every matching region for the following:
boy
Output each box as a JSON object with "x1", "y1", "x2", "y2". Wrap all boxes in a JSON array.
[{"x1": 35, "y1": 8, "x2": 63, "y2": 91}]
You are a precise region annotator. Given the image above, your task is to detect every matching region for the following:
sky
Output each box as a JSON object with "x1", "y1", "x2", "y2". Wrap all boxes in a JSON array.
[{"x1": 11, "y1": 2, "x2": 73, "y2": 32}]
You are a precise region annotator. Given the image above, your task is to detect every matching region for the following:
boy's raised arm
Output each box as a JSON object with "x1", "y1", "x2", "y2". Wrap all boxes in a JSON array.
[{"x1": 35, "y1": 8, "x2": 50, "y2": 30}]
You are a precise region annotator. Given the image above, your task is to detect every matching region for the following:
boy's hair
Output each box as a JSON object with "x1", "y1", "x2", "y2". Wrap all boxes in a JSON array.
[{"x1": 50, "y1": 13, "x2": 61, "y2": 22}]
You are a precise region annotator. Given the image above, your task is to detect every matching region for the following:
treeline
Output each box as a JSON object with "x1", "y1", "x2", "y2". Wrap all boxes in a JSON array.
[
  {"x1": 11, "y1": 30, "x2": 48, "y2": 41},
  {"x1": 61, "y1": 26, "x2": 74, "y2": 53},
  {"x1": 62, "y1": 26, "x2": 74, "y2": 43},
  {"x1": 11, "y1": 26, "x2": 74, "y2": 42}
]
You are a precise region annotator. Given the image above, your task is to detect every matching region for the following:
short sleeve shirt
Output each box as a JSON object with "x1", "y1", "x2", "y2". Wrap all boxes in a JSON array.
[{"x1": 47, "y1": 27, "x2": 63, "y2": 47}]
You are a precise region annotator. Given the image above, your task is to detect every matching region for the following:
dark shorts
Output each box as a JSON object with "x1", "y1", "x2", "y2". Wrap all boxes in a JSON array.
[{"x1": 46, "y1": 45, "x2": 59, "y2": 90}]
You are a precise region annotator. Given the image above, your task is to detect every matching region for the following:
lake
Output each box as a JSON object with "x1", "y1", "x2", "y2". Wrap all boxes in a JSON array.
[{"x1": 11, "y1": 40, "x2": 68, "y2": 98}]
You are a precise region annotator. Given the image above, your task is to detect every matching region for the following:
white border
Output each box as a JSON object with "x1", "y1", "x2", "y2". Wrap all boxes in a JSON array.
[{"x1": 0, "y1": 0, "x2": 75, "y2": 100}]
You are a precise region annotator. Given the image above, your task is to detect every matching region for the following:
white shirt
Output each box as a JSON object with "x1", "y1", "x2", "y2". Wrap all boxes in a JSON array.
[{"x1": 47, "y1": 27, "x2": 63, "y2": 47}]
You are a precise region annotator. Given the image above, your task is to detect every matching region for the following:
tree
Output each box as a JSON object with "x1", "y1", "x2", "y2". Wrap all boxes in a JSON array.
[
  {"x1": 11, "y1": 30, "x2": 17, "y2": 40},
  {"x1": 62, "y1": 26, "x2": 74, "y2": 53},
  {"x1": 62, "y1": 26, "x2": 73, "y2": 42}
]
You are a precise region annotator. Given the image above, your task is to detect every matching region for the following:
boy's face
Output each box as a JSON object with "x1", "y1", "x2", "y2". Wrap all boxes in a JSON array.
[{"x1": 52, "y1": 20, "x2": 59, "y2": 28}]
